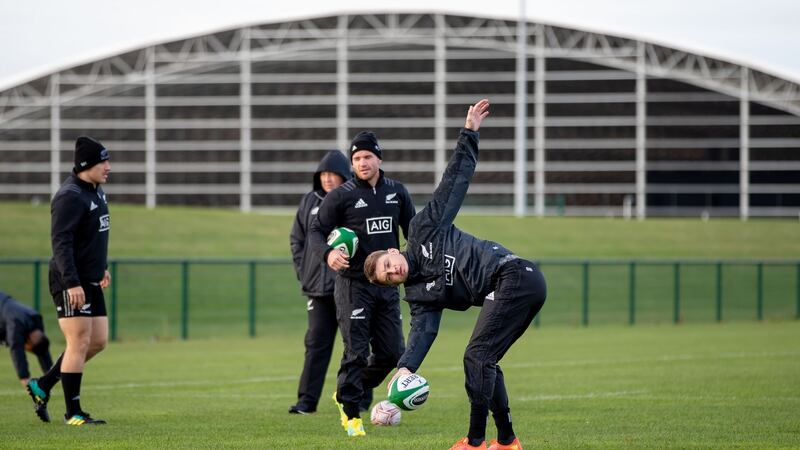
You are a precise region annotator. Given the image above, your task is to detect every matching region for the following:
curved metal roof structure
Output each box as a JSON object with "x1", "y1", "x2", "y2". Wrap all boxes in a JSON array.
[{"x1": 1, "y1": 12, "x2": 798, "y2": 217}]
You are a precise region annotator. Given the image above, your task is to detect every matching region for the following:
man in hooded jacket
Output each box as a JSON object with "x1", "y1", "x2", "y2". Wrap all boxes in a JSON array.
[{"x1": 289, "y1": 150, "x2": 363, "y2": 414}]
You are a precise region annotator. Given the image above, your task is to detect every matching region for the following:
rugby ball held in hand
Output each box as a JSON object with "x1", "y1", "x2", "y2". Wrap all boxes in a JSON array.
[
  {"x1": 326, "y1": 227, "x2": 359, "y2": 258},
  {"x1": 370, "y1": 400, "x2": 401, "y2": 426},
  {"x1": 388, "y1": 373, "x2": 429, "y2": 411}
]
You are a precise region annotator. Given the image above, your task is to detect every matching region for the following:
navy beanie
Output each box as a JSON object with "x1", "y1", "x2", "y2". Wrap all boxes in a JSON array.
[
  {"x1": 349, "y1": 131, "x2": 382, "y2": 160},
  {"x1": 73, "y1": 136, "x2": 109, "y2": 173}
]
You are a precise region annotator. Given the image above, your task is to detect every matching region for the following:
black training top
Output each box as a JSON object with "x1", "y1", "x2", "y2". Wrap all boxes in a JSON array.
[
  {"x1": 398, "y1": 129, "x2": 518, "y2": 371},
  {"x1": 309, "y1": 170, "x2": 416, "y2": 280},
  {"x1": 48, "y1": 173, "x2": 110, "y2": 295}
]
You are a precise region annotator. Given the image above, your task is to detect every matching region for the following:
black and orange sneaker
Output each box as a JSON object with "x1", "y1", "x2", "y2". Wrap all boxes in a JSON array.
[
  {"x1": 449, "y1": 437, "x2": 487, "y2": 450},
  {"x1": 488, "y1": 437, "x2": 523, "y2": 450}
]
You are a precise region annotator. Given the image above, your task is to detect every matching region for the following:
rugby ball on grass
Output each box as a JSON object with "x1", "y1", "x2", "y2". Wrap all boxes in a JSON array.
[
  {"x1": 326, "y1": 227, "x2": 359, "y2": 258},
  {"x1": 370, "y1": 400, "x2": 401, "y2": 426},
  {"x1": 388, "y1": 373, "x2": 429, "y2": 411}
]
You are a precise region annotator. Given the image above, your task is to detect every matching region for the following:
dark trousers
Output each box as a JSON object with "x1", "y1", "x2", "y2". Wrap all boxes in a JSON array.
[
  {"x1": 295, "y1": 295, "x2": 338, "y2": 410},
  {"x1": 463, "y1": 259, "x2": 547, "y2": 411},
  {"x1": 334, "y1": 276, "x2": 405, "y2": 416}
]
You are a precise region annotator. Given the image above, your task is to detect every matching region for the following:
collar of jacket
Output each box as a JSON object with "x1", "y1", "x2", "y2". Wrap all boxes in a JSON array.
[
  {"x1": 69, "y1": 173, "x2": 100, "y2": 192},
  {"x1": 353, "y1": 169, "x2": 385, "y2": 189},
  {"x1": 401, "y1": 249, "x2": 420, "y2": 281}
]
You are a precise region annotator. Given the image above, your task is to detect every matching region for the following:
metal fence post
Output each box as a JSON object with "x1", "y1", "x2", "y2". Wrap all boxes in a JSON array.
[
  {"x1": 181, "y1": 261, "x2": 189, "y2": 340},
  {"x1": 673, "y1": 262, "x2": 681, "y2": 324},
  {"x1": 629, "y1": 261, "x2": 636, "y2": 325},
  {"x1": 716, "y1": 262, "x2": 723, "y2": 322},
  {"x1": 582, "y1": 262, "x2": 589, "y2": 327},
  {"x1": 110, "y1": 261, "x2": 118, "y2": 342},
  {"x1": 32, "y1": 260, "x2": 41, "y2": 312},
  {"x1": 248, "y1": 261, "x2": 256, "y2": 337},
  {"x1": 756, "y1": 262, "x2": 763, "y2": 321}
]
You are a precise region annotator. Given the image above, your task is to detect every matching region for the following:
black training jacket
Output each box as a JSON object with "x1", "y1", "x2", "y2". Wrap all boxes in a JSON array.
[
  {"x1": 290, "y1": 150, "x2": 352, "y2": 297},
  {"x1": 0, "y1": 291, "x2": 40, "y2": 379},
  {"x1": 48, "y1": 173, "x2": 110, "y2": 295},
  {"x1": 309, "y1": 170, "x2": 415, "y2": 280},
  {"x1": 398, "y1": 128, "x2": 516, "y2": 372}
]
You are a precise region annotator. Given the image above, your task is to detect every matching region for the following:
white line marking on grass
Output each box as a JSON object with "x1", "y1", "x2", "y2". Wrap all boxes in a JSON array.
[
  {"x1": 137, "y1": 392, "x2": 296, "y2": 400},
  {"x1": 93, "y1": 375, "x2": 298, "y2": 390},
  {"x1": 2, "y1": 350, "x2": 796, "y2": 398},
  {"x1": 0, "y1": 375, "x2": 297, "y2": 397},
  {"x1": 424, "y1": 350, "x2": 800, "y2": 373},
  {"x1": 517, "y1": 390, "x2": 648, "y2": 401}
]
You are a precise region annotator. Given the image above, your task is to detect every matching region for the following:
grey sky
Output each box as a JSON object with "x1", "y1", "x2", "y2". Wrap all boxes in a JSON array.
[{"x1": 1, "y1": 0, "x2": 798, "y2": 89}]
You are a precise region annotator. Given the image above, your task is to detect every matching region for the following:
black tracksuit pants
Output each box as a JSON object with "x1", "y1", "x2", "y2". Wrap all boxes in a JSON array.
[
  {"x1": 334, "y1": 276, "x2": 405, "y2": 417},
  {"x1": 295, "y1": 295, "x2": 338, "y2": 411},
  {"x1": 463, "y1": 258, "x2": 547, "y2": 411}
]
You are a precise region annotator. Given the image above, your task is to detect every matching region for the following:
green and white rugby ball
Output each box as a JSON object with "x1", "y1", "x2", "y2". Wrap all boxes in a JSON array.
[
  {"x1": 326, "y1": 227, "x2": 359, "y2": 258},
  {"x1": 388, "y1": 373, "x2": 429, "y2": 411}
]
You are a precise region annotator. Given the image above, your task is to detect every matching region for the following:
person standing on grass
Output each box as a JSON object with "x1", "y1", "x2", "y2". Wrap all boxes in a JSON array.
[
  {"x1": 0, "y1": 291, "x2": 53, "y2": 388},
  {"x1": 363, "y1": 99, "x2": 547, "y2": 450},
  {"x1": 288, "y1": 149, "x2": 355, "y2": 415},
  {"x1": 308, "y1": 130, "x2": 416, "y2": 437},
  {"x1": 26, "y1": 136, "x2": 112, "y2": 426}
]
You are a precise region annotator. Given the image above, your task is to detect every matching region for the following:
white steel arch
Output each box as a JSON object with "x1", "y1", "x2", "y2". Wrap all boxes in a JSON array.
[{"x1": 0, "y1": 12, "x2": 798, "y2": 217}]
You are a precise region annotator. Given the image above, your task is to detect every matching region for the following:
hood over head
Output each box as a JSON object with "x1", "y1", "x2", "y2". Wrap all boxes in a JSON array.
[{"x1": 313, "y1": 150, "x2": 351, "y2": 191}]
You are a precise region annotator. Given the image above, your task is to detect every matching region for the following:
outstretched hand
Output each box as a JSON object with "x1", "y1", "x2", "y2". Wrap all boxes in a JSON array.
[
  {"x1": 464, "y1": 98, "x2": 490, "y2": 131},
  {"x1": 387, "y1": 367, "x2": 412, "y2": 395}
]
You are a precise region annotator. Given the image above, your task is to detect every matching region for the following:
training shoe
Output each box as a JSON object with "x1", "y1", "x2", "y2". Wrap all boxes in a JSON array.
[
  {"x1": 488, "y1": 437, "x2": 523, "y2": 450},
  {"x1": 64, "y1": 412, "x2": 106, "y2": 426},
  {"x1": 288, "y1": 404, "x2": 316, "y2": 415},
  {"x1": 332, "y1": 391, "x2": 347, "y2": 427},
  {"x1": 449, "y1": 437, "x2": 487, "y2": 450},
  {"x1": 25, "y1": 378, "x2": 50, "y2": 423},
  {"x1": 344, "y1": 417, "x2": 366, "y2": 437}
]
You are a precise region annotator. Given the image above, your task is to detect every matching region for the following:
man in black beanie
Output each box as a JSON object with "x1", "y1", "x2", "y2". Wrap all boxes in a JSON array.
[
  {"x1": 308, "y1": 130, "x2": 415, "y2": 437},
  {"x1": 26, "y1": 135, "x2": 111, "y2": 426}
]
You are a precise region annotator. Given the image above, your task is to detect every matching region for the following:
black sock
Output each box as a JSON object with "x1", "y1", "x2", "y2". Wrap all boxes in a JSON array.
[
  {"x1": 38, "y1": 353, "x2": 63, "y2": 393},
  {"x1": 493, "y1": 408, "x2": 516, "y2": 444},
  {"x1": 468, "y1": 403, "x2": 489, "y2": 446},
  {"x1": 343, "y1": 402, "x2": 360, "y2": 420},
  {"x1": 61, "y1": 372, "x2": 83, "y2": 417}
]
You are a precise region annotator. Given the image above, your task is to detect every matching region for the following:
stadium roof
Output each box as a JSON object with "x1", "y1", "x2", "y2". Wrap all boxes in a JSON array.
[{"x1": 2, "y1": 0, "x2": 800, "y2": 90}]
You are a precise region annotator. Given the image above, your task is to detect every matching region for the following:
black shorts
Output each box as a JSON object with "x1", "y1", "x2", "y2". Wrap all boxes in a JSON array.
[{"x1": 52, "y1": 283, "x2": 108, "y2": 318}]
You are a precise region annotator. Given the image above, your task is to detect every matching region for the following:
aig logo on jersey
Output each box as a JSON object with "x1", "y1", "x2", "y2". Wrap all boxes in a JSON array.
[
  {"x1": 366, "y1": 216, "x2": 393, "y2": 235},
  {"x1": 99, "y1": 214, "x2": 110, "y2": 232},
  {"x1": 445, "y1": 255, "x2": 455, "y2": 285}
]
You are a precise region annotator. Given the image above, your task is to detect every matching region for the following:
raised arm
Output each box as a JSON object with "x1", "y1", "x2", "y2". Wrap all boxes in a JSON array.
[{"x1": 424, "y1": 99, "x2": 490, "y2": 228}]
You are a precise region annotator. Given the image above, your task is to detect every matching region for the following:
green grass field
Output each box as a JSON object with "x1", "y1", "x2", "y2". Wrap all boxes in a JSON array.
[
  {"x1": 1, "y1": 201, "x2": 799, "y2": 448},
  {"x1": 2, "y1": 201, "x2": 800, "y2": 258},
  {"x1": 1, "y1": 322, "x2": 798, "y2": 448}
]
